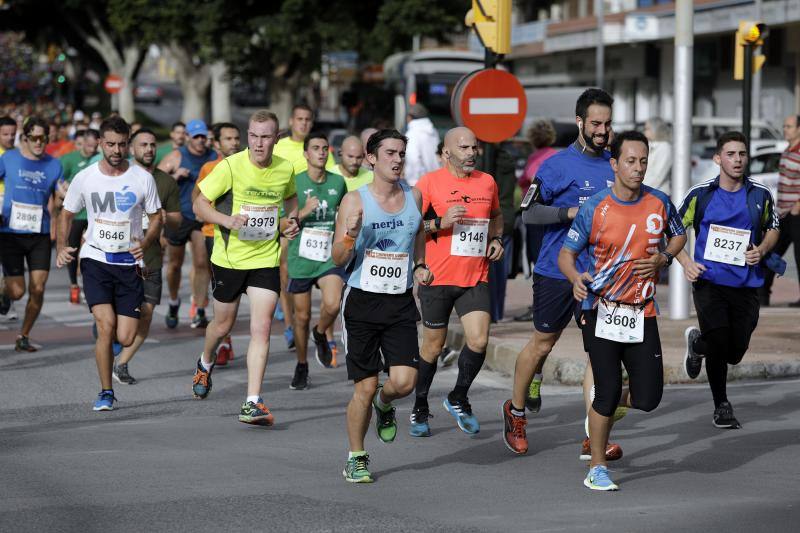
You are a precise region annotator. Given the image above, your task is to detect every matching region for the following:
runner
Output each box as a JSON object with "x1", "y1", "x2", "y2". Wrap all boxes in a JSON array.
[
  {"x1": 272, "y1": 105, "x2": 335, "y2": 351},
  {"x1": 559, "y1": 130, "x2": 686, "y2": 491},
  {"x1": 158, "y1": 119, "x2": 217, "y2": 329},
  {"x1": 0, "y1": 115, "x2": 18, "y2": 320},
  {"x1": 190, "y1": 110, "x2": 300, "y2": 427},
  {"x1": 760, "y1": 114, "x2": 800, "y2": 306},
  {"x1": 678, "y1": 131, "x2": 781, "y2": 429},
  {"x1": 0, "y1": 116, "x2": 16, "y2": 155},
  {"x1": 194, "y1": 122, "x2": 241, "y2": 366},
  {"x1": 411, "y1": 126, "x2": 503, "y2": 437},
  {"x1": 154, "y1": 121, "x2": 186, "y2": 165},
  {"x1": 0, "y1": 116, "x2": 64, "y2": 351},
  {"x1": 286, "y1": 132, "x2": 347, "y2": 389},
  {"x1": 333, "y1": 135, "x2": 373, "y2": 191},
  {"x1": 56, "y1": 116, "x2": 162, "y2": 411},
  {"x1": 112, "y1": 128, "x2": 182, "y2": 385},
  {"x1": 60, "y1": 128, "x2": 100, "y2": 303},
  {"x1": 502, "y1": 89, "x2": 626, "y2": 459},
  {"x1": 333, "y1": 129, "x2": 432, "y2": 483}
]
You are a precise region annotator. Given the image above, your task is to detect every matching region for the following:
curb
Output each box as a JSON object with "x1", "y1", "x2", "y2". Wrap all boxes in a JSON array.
[{"x1": 444, "y1": 327, "x2": 800, "y2": 385}]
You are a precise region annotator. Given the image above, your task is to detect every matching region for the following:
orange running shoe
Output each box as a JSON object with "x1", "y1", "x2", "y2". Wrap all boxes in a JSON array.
[
  {"x1": 215, "y1": 342, "x2": 230, "y2": 366},
  {"x1": 225, "y1": 335, "x2": 234, "y2": 360},
  {"x1": 329, "y1": 341, "x2": 338, "y2": 368},
  {"x1": 189, "y1": 297, "x2": 197, "y2": 320},
  {"x1": 69, "y1": 285, "x2": 80, "y2": 304},
  {"x1": 580, "y1": 438, "x2": 623, "y2": 461},
  {"x1": 502, "y1": 399, "x2": 528, "y2": 454}
]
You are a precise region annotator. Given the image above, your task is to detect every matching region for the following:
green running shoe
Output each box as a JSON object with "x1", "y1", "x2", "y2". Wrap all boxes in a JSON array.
[
  {"x1": 525, "y1": 377, "x2": 542, "y2": 413},
  {"x1": 343, "y1": 454, "x2": 373, "y2": 483},
  {"x1": 372, "y1": 386, "x2": 397, "y2": 443}
]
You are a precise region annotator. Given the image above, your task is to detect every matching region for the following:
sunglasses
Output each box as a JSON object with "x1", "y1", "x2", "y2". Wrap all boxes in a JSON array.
[{"x1": 26, "y1": 135, "x2": 48, "y2": 143}]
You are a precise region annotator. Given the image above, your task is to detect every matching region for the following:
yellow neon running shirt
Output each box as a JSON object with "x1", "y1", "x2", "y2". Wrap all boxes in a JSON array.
[{"x1": 273, "y1": 136, "x2": 336, "y2": 176}]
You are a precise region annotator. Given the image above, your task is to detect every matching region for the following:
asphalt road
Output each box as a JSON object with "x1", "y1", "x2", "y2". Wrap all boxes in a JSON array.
[{"x1": 1, "y1": 266, "x2": 799, "y2": 532}]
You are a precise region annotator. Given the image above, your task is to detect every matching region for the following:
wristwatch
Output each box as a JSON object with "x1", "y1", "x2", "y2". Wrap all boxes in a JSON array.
[{"x1": 660, "y1": 251, "x2": 674, "y2": 266}]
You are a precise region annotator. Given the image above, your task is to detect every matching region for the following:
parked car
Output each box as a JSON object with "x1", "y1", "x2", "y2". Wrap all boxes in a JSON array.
[{"x1": 134, "y1": 84, "x2": 163, "y2": 105}]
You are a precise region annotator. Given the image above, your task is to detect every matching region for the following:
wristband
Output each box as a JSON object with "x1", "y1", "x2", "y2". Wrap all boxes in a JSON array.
[
  {"x1": 413, "y1": 263, "x2": 429, "y2": 272},
  {"x1": 490, "y1": 235, "x2": 503, "y2": 245},
  {"x1": 434, "y1": 217, "x2": 442, "y2": 231},
  {"x1": 342, "y1": 233, "x2": 356, "y2": 250},
  {"x1": 557, "y1": 207, "x2": 571, "y2": 223}
]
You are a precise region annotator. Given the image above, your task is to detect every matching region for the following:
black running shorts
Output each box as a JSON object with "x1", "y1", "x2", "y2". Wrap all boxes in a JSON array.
[
  {"x1": 210, "y1": 263, "x2": 280, "y2": 303},
  {"x1": 0, "y1": 233, "x2": 52, "y2": 276},
  {"x1": 341, "y1": 286, "x2": 420, "y2": 382},
  {"x1": 418, "y1": 282, "x2": 491, "y2": 329}
]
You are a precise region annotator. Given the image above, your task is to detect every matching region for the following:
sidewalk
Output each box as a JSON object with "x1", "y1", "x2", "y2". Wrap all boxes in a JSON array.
[{"x1": 444, "y1": 273, "x2": 800, "y2": 385}]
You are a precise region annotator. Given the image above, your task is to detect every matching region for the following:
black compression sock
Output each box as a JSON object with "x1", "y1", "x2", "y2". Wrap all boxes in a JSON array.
[
  {"x1": 451, "y1": 345, "x2": 486, "y2": 400},
  {"x1": 414, "y1": 358, "x2": 437, "y2": 410}
]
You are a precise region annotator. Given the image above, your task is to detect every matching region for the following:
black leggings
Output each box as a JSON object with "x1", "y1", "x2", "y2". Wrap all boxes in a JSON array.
[
  {"x1": 67, "y1": 220, "x2": 88, "y2": 285},
  {"x1": 585, "y1": 311, "x2": 664, "y2": 417}
]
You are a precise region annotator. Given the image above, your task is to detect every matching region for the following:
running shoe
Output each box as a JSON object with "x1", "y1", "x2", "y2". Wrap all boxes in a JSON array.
[
  {"x1": 312, "y1": 325, "x2": 333, "y2": 368},
  {"x1": 69, "y1": 285, "x2": 81, "y2": 304},
  {"x1": 190, "y1": 310, "x2": 209, "y2": 329},
  {"x1": 191, "y1": 359, "x2": 213, "y2": 399},
  {"x1": 343, "y1": 454, "x2": 373, "y2": 483},
  {"x1": 239, "y1": 399, "x2": 275, "y2": 426},
  {"x1": 166, "y1": 299, "x2": 180, "y2": 329},
  {"x1": 584, "y1": 465, "x2": 619, "y2": 491},
  {"x1": 443, "y1": 396, "x2": 480, "y2": 434},
  {"x1": 284, "y1": 326, "x2": 295, "y2": 350},
  {"x1": 409, "y1": 406, "x2": 432, "y2": 437},
  {"x1": 579, "y1": 438, "x2": 623, "y2": 461},
  {"x1": 15, "y1": 335, "x2": 37, "y2": 352},
  {"x1": 372, "y1": 386, "x2": 397, "y2": 443},
  {"x1": 4, "y1": 301, "x2": 17, "y2": 321},
  {"x1": 93, "y1": 390, "x2": 117, "y2": 411},
  {"x1": 513, "y1": 306, "x2": 534, "y2": 322},
  {"x1": 584, "y1": 407, "x2": 627, "y2": 439},
  {"x1": 113, "y1": 363, "x2": 137, "y2": 385},
  {"x1": 225, "y1": 336, "x2": 235, "y2": 360},
  {"x1": 526, "y1": 377, "x2": 542, "y2": 413},
  {"x1": 215, "y1": 340, "x2": 231, "y2": 366},
  {"x1": 329, "y1": 341, "x2": 338, "y2": 368},
  {"x1": 684, "y1": 326, "x2": 703, "y2": 379},
  {"x1": 713, "y1": 401, "x2": 741, "y2": 429},
  {"x1": 0, "y1": 293, "x2": 10, "y2": 315},
  {"x1": 502, "y1": 399, "x2": 528, "y2": 454},
  {"x1": 289, "y1": 362, "x2": 309, "y2": 390},
  {"x1": 274, "y1": 301, "x2": 284, "y2": 321},
  {"x1": 189, "y1": 297, "x2": 197, "y2": 320},
  {"x1": 439, "y1": 347, "x2": 458, "y2": 367},
  {"x1": 112, "y1": 341, "x2": 123, "y2": 357}
]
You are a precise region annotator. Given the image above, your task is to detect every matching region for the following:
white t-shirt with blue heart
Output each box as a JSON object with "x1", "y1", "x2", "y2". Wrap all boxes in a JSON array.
[{"x1": 63, "y1": 162, "x2": 161, "y2": 265}]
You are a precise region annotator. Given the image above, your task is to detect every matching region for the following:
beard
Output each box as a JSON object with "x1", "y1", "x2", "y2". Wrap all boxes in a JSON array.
[{"x1": 581, "y1": 127, "x2": 609, "y2": 153}]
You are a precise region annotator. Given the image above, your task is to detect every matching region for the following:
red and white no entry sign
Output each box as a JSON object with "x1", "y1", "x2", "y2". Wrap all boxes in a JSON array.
[
  {"x1": 451, "y1": 69, "x2": 527, "y2": 143},
  {"x1": 104, "y1": 74, "x2": 124, "y2": 94}
]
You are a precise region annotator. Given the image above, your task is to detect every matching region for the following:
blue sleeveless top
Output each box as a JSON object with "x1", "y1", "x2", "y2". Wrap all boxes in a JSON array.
[
  {"x1": 348, "y1": 182, "x2": 421, "y2": 291},
  {"x1": 177, "y1": 145, "x2": 217, "y2": 220}
]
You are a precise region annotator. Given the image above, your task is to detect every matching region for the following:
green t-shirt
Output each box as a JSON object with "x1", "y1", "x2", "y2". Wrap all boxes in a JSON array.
[
  {"x1": 155, "y1": 143, "x2": 176, "y2": 166},
  {"x1": 272, "y1": 137, "x2": 337, "y2": 176},
  {"x1": 143, "y1": 169, "x2": 181, "y2": 270},
  {"x1": 198, "y1": 149, "x2": 296, "y2": 269},
  {"x1": 60, "y1": 150, "x2": 94, "y2": 220},
  {"x1": 287, "y1": 171, "x2": 347, "y2": 280}
]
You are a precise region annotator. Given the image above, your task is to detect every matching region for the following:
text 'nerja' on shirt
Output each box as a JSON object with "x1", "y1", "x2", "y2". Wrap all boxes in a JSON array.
[{"x1": 347, "y1": 182, "x2": 421, "y2": 294}]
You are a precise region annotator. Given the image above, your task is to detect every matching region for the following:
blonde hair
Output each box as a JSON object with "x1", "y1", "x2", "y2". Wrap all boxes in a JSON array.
[{"x1": 249, "y1": 110, "x2": 279, "y2": 128}]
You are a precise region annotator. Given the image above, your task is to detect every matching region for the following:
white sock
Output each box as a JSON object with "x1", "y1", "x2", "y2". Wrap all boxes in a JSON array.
[
  {"x1": 168, "y1": 298, "x2": 180, "y2": 307},
  {"x1": 200, "y1": 357, "x2": 213, "y2": 372},
  {"x1": 374, "y1": 389, "x2": 391, "y2": 410},
  {"x1": 533, "y1": 373, "x2": 543, "y2": 382},
  {"x1": 246, "y1": 395, "x2": 260, "y2": 404}
]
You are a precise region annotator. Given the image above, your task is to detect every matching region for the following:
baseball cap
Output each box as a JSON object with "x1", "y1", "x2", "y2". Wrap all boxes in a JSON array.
[{"x1": 186, "y1": 119, "x2": 208, "y2": 137}]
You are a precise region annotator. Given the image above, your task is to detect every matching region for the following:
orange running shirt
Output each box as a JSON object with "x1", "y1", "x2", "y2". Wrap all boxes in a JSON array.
[
  {"x1": 197, "y1": 156, "x2": 223, "y2": 237},
  {"x1": 417, "y1": 166, "x2": 500, "y2": 287}
]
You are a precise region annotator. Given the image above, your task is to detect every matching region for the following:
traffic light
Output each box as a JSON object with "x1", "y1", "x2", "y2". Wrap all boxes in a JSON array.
[
  {"x1": 734, "y1": 20, "x2": 768, "y2": 80},
  {"x1": 465, "y1": 0, "x2": 512, "y2": 55}
]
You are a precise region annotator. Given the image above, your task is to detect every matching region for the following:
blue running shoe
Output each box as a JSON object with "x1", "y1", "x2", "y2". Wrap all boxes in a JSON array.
[
  {"x1": 274, "y1": 301, "x2": 284, "y2": 322},
  {"x1": 93, "y1": 390, "x2": 116, "y2": 411},
  {"x1": 409, "y1": 407, "x2": 432, "y2": 437},
  {"x1": 443, "y1": 396, "x2": 480, "y2": 434},
  {"x1": 192, "y1": 358, "x2": 214, "y2": 399},
  {"x1": 112, "y1": 341, "x2": 123, "y2": 357},
  {"x1": 284, "y1": 326, "x2": 295, "y2": 350},
  {"x1": 584, "y1": 465, "x2": 619, "y2": 491}
]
